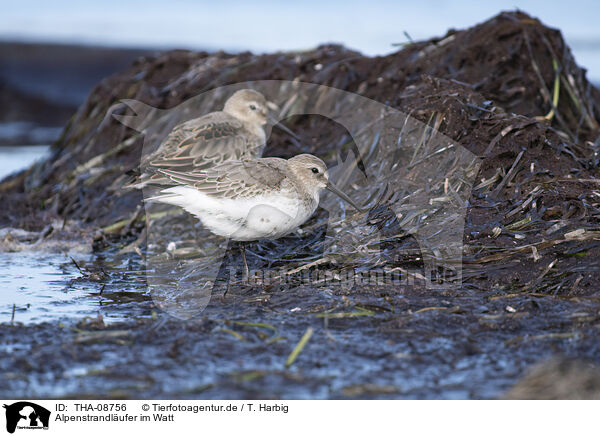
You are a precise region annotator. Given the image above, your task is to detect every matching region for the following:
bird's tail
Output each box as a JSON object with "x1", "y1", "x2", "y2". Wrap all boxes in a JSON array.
[{"x1": 144, "y1": 192, "x2": 180, "y2": 203}]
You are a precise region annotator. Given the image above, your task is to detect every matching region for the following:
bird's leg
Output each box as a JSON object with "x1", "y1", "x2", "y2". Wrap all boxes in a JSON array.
[{"x1": 239, "y1": 241, "x2": 249, "y2": 283}]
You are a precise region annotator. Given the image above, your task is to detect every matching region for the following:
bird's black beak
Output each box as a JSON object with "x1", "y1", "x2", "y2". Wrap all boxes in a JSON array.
[{"x1": 326, "y1": 181, "x2": 366, "y2": 212}]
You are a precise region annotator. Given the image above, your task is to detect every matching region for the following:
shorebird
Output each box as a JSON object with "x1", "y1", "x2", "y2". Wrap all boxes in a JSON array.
[
  {"x1": 149, "y1": 154, "x2": 365, "y2": 276},
  {"x1": 139, "y1": 89, "x2": 279, "y2": 186}
]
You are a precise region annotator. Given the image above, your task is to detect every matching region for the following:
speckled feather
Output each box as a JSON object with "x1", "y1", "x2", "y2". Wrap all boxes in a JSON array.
[
  {"x1": 141, "y1": 89, "x2": 270, "y2": 185},
  {"x1": 158, "y1": 157, "x2": 289, "y2": 199},
  {"x1": 147, "y1": 154, "x2": 361, "y2": 241}
]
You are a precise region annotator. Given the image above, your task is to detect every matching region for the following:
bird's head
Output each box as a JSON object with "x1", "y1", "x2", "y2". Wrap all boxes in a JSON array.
[
  {"x1": 223, "y1": 89, "x2": 272, "y2": 126},
  {"x1": 288, "y1": 154, "x2": 365, "y2": 211}
]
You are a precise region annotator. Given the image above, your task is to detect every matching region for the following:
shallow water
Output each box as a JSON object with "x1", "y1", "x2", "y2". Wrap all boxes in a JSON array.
[
  {"x1": 0, "y1": 253, "x2": 145, "y2": 324},
  {"x1": 1, "y1": 253, "x2": 94, "y2": 324}
]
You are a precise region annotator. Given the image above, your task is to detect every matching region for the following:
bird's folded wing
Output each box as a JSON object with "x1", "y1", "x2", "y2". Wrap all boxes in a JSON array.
[
  {"x1": 147, "y1": 113, "x2": 259, "y2": 170},
  {"x1": 158, "y1": 158, "x2": 287, "y2": 199}
]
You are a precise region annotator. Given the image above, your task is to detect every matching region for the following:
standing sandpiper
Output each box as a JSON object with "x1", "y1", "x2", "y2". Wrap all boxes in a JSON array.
[
  {"x1": 149, "y1": 154, "x2": 364, "y2": 276},
  {"x1": 140, "y1": 89, "x2": 277, "y2": 186}
]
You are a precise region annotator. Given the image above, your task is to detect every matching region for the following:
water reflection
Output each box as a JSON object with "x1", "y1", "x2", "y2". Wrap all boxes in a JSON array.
[{"x1": 0, "y1": 252, "x2": 150, "y2": 324}]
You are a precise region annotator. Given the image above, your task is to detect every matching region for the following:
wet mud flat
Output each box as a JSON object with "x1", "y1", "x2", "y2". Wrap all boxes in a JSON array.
[
  {"x1": 1, "y1": 11, "x2": 600, "y2": 399},
  {"x1": 2, "y1": 259, "x2": 600, "y2": 399}
]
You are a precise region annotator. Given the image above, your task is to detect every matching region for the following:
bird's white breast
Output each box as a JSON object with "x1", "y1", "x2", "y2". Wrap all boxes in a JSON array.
[{"x1": 156, "y1": 186, "x2": 318, "y2": 241}]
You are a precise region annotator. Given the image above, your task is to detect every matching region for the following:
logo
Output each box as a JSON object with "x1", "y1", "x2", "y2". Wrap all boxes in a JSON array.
[
  {"x1": 3, "y1": 402, "x2": 50, "y2": 434},
  {"x1": 113, "y1": 80, "x2": 480, "y2": 319}
]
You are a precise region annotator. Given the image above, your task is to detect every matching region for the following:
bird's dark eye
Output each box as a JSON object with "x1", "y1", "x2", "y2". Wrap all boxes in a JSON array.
[
  {"x1": 311, "y1": 167, "x2": 319, "y2": 174},
  {"x1": 249, "y1": 104, "x2": 257, "y2": 110}
]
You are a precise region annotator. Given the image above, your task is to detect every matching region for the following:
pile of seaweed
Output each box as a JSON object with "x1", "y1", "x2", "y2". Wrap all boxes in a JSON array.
[
  {"x1": 1, "y1": 10, "x2": 599, "y2": 297},
  {"x1": 3, "y1": 10, "x2": 600, "y2": 400}
]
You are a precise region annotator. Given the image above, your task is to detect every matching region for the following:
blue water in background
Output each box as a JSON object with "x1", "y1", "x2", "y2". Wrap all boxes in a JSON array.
[
  {"x1": 0, "y1": 0, "x2": 599, "y2": 83},
  {"x1": 0, "y1": 145, "x2": 50, "y2": 180}
]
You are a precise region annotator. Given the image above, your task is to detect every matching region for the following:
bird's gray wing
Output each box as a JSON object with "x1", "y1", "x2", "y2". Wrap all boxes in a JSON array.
[
  {"x1": 144, "y1": 112, "x2": 263, "y2": 175},
  {"x1": 159, "y1": 158, "x2": 288, "y2": 199}
]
